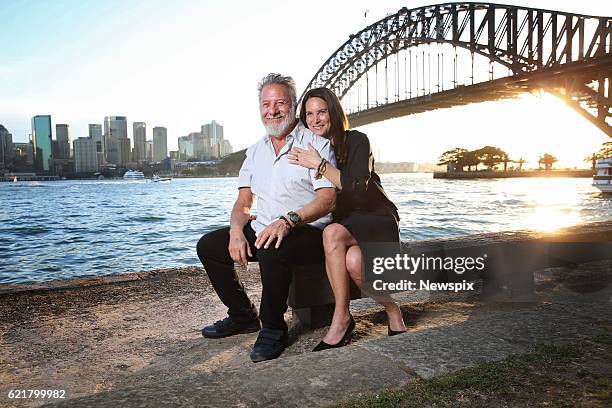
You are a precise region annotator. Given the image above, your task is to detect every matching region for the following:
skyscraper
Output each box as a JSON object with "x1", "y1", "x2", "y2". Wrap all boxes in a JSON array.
[
  {"x1": 0, "y1": 124, "x2": 13, "y2": 170},
  {"x1": 31, "y1": 115, "x2": 53, "y2": 172},
  {"x1": 89, "y1": 124, "x2": 103, "y2": 150},
  {"x1": 133, "y1": 122, "x2": 147, "y2": 162},
  {"x1": 221, "y1": 139, "x2": 233, "y2": 157},
  {"x1": 13, "y1": 142, "x2": 34, "y2": 166},
  {"x1": 73, "y1": 138, "x2": 98, "y2": 173},
  {"x1": 103, "y1": 116, "x2": 127, "y2": 165},
  {"x1": 55, "y1": 124, "x2": 71, "y2": 160},
  {"x1": 178, "y1": 134, "x2": 194, "y2": 160},
  {"x1": 152, "y1": 127, "x2": 167, "y2": 162},
  {"x1": 145, "y1": 140, "x2": 153, "y2": 162},
  {"x1": 89, "y1": 124, "x2": 104, "y2": 167},
  {"x1": 202, "y1": 120, "x2": 224, "y2": 159},
  {"x1": 118, "y1": 138, "x2": 131, "y2": 165}
]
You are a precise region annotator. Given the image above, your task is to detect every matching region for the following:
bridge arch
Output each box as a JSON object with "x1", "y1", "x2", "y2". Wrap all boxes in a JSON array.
[{"x1": 302, "y1": 2, "x2": 612, "y2": 136}]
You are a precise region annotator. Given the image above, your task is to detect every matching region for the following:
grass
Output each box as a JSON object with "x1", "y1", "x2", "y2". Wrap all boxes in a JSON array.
[{"x1": 334, "y1": 333, "x2": 612, "y2": 408}]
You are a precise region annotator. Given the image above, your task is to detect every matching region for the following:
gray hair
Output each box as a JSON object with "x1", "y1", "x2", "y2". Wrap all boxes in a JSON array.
[{"x1": 257, "y1": 73, "x2": 297, "y2": 108}]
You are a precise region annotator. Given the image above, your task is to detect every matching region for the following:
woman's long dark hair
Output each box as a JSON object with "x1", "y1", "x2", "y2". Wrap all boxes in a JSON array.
[{"x1": 299, "y1": 87, "x2": 349, "y2": 167}]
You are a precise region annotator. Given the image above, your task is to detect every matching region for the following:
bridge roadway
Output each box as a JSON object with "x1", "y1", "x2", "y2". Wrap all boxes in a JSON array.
[{"x1": 347, "y1": 54, "x2": 612, "y2": 129}]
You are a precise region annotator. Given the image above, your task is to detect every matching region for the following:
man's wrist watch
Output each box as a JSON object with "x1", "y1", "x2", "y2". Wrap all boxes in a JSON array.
[{"x1": 287, "y1": 211, "x2": 302, "y2": 226}]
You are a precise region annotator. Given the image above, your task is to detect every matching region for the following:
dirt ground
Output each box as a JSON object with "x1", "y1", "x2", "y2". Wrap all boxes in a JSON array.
[
  {"x1": 0, "y1": 266, "x2": 483, "y2": 406},
  {"x1": 0, "y1": 262, "x2": 609, "y2": 407}
]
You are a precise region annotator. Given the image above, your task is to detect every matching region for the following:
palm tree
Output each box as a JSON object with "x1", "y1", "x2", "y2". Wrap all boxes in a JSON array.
[
  {"x1": 514, "y1": 157, "x2": 527, "y2": 171},
  {"x1": 584, "y1": 142, "x2": 612, "y2": 170},
  {"x1": 584, "y1": 153, "x2": 599, "y2": 171},
  {"x1": 538, "y1": 153, "x2": 558, "y2": 171}
]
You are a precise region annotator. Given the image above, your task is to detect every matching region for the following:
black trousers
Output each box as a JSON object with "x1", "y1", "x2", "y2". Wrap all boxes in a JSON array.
[{"x1": 196, "y1": 221, "x2": 325, "y2": 331}]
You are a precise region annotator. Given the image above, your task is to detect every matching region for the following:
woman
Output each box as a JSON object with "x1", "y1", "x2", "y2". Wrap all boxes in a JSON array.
[{"x1": 287, "y1": 87, "x2": 407, "y2": 351}]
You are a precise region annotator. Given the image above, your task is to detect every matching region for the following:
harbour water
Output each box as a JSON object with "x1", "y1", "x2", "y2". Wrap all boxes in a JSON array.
[{"x1": 1, "y1": 174, "x2": 610, "y2": 284}]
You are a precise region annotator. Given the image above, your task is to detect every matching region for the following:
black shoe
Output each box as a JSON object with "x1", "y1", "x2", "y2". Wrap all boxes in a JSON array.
[
  {"x1": 249, "y1": 328, "x2": 288, "y2": 362},
  {"x1": 312, "y1": 315, "x2": 356, "y2": 352},
  {"x1": 388, "y1": 324, "x2": 407, "y2": 337},
  {"x1": 201, "y1": 316, "x2": 260, "y2": 338}
]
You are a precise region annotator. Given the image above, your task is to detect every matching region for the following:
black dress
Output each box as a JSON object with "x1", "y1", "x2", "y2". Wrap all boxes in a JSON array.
[{"x1": 334, "y1": 130, "x2": 400, "y2": 243}]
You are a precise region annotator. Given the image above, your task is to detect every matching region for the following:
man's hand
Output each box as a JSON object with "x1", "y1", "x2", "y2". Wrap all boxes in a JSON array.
[
  {"x1": 254, "y1": 219, "x2": 291, "y2": 249},
  {"x1": 228, "y1": 228, "x2": 252, "y2": 266}
]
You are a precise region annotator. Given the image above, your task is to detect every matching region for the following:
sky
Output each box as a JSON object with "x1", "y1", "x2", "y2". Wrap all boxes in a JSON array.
[{"x1": 0, "y1": 0, "x2": 610, "y2": 168}]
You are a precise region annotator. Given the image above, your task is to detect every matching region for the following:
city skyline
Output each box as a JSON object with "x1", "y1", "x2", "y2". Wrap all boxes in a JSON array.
[
  {"x1": 0, "y1": 113, "x2": 235, "y2": 176},
  {"x1": 1, "y1": 0, "x2": 610, "y2": 167}
]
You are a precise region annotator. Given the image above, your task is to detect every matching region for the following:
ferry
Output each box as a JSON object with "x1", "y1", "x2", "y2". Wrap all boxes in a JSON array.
[
  {"x1": 123, "y1": 170, "x2": 145, "y2": 180},
  {"x1": 593, "y1": 158, "x2": 612, "y2": 193}
]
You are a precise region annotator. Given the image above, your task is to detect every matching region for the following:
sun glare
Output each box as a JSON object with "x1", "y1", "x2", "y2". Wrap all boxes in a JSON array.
[{"x1": 508, "y1": 178, "x2": 584, "y2": 232}]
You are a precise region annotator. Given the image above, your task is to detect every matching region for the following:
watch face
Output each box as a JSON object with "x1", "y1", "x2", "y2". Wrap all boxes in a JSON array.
[{"x1": 289, "y1": 212, "x2": 300, "y2": 223}]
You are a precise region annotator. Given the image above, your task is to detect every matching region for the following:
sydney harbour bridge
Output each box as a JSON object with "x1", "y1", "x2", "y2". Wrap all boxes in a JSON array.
[{"x1": 301, "y1": 2, "x2": 611, "y2": 137}]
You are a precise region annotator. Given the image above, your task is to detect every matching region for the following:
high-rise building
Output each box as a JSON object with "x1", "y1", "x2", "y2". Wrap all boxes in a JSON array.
[
  {"x1": 89, "y1": 124, "x2": 103, "y2": 150},
  {"x1": 0, "y1": 124, "x2": 13, "y2": 170},
  {"x1": 133, "y1": 122, "x2": 147, "y2": 162},
  {"x1": 152, "y1": 127, "x2": 167, "y2": 162},
  {"x1": 145, "y1": 140, "x2": 153, "y2": 162},
  {"x1": 73, "y1": 137, "x2": 98, "y2": 173},
  {"x1": 118, "y1": 137, "x2": 131, "y2": 165},
  {"x1": 103, "y1": 116, "x2": 127, "y2": 165},
  {"x1": 221, "y1": 139, "x2": 233, "y2": 157},
  {"x1": 201, "y1": 120, "x2": 224, "y2": 159},
  {"x1": 55, "y1": 124, "x2": 71, "y2": 159},
  {"x1": 178, "y1": 134, "x2": 194, "y2": 160},
  {"x1": 88, "y1": 124, "x2": 104, "y2": 167},
  {"x1": 31, "y1": 115, "x2": 53, "y2": 172},
  {"x1": 178, "y1": 132, "x2": 208, "y2": 160},
  {"x1": 13, "y1": 142, "x2": 33, "y2": 165}
]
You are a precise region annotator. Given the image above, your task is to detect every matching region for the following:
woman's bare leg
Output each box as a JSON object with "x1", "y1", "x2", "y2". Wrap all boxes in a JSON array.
[
  {"x1": 345, "y1": 245, "x2": 407, "y2": 332},
  {"x1": 321, "y1": 224, "x2": 358, "y2": 344}
]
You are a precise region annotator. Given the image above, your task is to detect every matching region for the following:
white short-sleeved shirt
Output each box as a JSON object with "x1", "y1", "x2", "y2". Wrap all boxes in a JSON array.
[{"x1": 238, "y1": 122, "x2": 336, "y2": 236}]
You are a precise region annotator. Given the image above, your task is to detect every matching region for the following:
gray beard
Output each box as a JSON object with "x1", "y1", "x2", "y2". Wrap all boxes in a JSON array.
[{"x1": 263, "y1": 109, "x2": 296, "y2": 138}]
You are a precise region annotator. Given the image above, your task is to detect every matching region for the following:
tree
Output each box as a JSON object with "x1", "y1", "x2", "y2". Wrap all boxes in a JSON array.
[
  {"x1": 584, "y1": 141, "x2": 612, "y2": 170},
  {"x1": 437, "y1": 148, "x2": 468, "y2": 171},
  {"x1": 584, "y1": 153, "x2": 599, "y2": 171},
  {"x1": 461, "y1": 150, "x2": 481, "y2": 171},
  {"x1": 538, "y1": 153, "x2": 558, "y2": 171},
  {"x1": 514, "y1": 157, "x2": 527, "y2": 171},
  {"x1": 477, "y1": 146, "x2": 509, "y2": 171}
]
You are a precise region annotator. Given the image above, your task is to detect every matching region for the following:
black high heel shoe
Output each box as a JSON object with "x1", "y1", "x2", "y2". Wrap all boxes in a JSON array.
[
  {"x1": 388, "y1": 324, "x2": 407, "y2": 336},
  {"x1": 313, "y1": 315, "x2": 356, "y2": 352}
]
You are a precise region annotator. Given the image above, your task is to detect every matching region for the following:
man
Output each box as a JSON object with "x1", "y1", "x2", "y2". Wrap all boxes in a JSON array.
[{"x1": 197, "y1": 73, "x2": 336, "y2": 362}]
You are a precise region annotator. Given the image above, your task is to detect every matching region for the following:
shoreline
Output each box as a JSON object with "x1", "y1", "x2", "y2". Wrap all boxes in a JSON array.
[
  {"x1": 3, "y1": 219, "x2": 612, "y2": 288},
  {"x1": 433, "y1": 169, "x2": 594, "y2": 179},
  {"x1": 0, "y1": 267, "x2": 200, "y2": 295}
]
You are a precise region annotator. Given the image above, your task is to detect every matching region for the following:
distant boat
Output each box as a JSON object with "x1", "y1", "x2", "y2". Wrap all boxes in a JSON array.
[
  {"x1": 123, "y1": 170, "x2": 145, "y2": 180},
  {"x1": 593, "y1": 158, "x2": 612, "y2": 193},
  {"x1": 151, "y1": 175, "x2": 172, "y2": 182},
  {"x1": 12, "y1": 176, "x2": 17, "y2": 183}
]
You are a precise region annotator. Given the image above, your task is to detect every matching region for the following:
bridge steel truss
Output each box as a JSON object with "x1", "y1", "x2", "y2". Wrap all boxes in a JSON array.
[{"x1": 302, "y1": 2, "x2": 612, "y2": 136}]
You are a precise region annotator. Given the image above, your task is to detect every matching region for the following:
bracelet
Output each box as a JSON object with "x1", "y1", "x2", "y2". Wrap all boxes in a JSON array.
[
  {"x1": 279, "y1": 216, "x2": 292, "y2": 229},
  {"x1": 315, "y1": 158, "x2": 328, "y2": 179}
]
